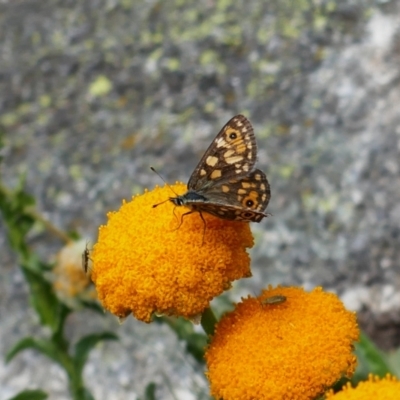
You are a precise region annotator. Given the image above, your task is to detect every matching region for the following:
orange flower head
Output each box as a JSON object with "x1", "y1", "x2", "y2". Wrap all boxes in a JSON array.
[
  {"x1": 91, "y1": 184, "x2": 254, "y2": 323},
  {"x1": 205, "y1": 286, "x2": 360, "y2": 400},
  {"x1": 326, "y1": 374, "x2": 400, "y2": 399}
]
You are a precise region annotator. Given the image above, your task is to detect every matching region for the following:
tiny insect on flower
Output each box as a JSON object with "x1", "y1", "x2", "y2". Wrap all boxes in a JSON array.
[
  {"x1": 205, "y1": 286, "x2": 359, "y2": 400},
  {"x1": 261, "y1": 294, "x2": 287, "y2": 305},
  {"x1": 82, "y1": 241, "x2": 92, "y2": 274},
  {"x1": 325, "y1": 373, "x2": 400, "y2": 399}
]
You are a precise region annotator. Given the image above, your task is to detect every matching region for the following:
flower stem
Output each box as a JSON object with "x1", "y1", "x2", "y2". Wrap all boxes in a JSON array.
[{"x1": 26, "y1": 205, "x2": 71, "y2": 243}]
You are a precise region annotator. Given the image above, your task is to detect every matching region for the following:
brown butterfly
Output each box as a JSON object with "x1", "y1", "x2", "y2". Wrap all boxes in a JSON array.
[{"x1": 168, "y1": 115, "x2": 271, "y2": 223}]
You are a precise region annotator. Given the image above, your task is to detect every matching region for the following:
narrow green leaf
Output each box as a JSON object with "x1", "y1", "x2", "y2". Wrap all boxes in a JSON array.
[
  {"x1": 20, "y1": 265, "x2": 64, "y2": 332},
  {"x1": 353, "y1": 332, "x2": 393, "y2": 383},
  {"x1": 73, "y1": 332, "x2": 118, "y2": 374},
  {"x1": 6, "y1": 389, "x2": 48, "y2": 400},
  {"x1": 79, "y1": 300, "x2": 106, "y2": 316},
  {"x1": 158, "y1": 316, "x2": 207, "y2": 363},
  {"x1": 201, "y1": 307, "x2": 217, "y2": 338},
  {"x1": 186, "y1": 333, "x2": 207, "y2": 363},
  {"x1": 6, "y1": 337, "x2": 63, "y2": 367},
  {"x1": 142, "y1": 382, "x2": 156, "y2": 400},
  {"x1": 21, "y1": 255, "x2": 50, "y2": 274},
  {"x1": 70, "y1": 388, "x2": 95, "y2": 400},
  {"x1": 0, "y1": 177, "x2": 36, "y2": 256},
  {"x1": 0, "y1": 128, "x2": 4, "y2": 163},
  {"x1": 387, "y1": 347, "x2": 400, "y2": 376},
  {"x1": 51, "y1": 303, "x2": 72, "y2": 350}
]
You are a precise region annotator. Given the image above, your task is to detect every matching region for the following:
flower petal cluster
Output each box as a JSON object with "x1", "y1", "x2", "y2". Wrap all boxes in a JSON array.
[
  {"x1": 205, "y1": 286, "x2": 359, "y2": 400},
  {"x1": 91, "y1": 184, "x2": 254, "y2": 323},
  {"x1": 326, "y1": 374, "x2": 400, "y2": 399}
]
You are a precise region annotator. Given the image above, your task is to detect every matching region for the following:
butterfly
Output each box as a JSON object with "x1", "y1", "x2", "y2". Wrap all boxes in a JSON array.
[{"x1": 167, "y1": 115, "x2": 271, "y2": 223}]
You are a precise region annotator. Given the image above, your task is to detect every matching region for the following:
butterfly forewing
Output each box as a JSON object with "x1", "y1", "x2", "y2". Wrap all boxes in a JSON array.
[
  {"x1": 194, "y1": 169, "x2": 270, "y2": 210},
  {"x1": 188, "y1": 115, "x2": 257, "y2": 191}
]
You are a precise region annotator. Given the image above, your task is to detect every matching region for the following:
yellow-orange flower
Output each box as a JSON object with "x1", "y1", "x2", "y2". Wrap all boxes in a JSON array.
[
  {"x1": 205, "y1": 286, "x2": 359, "y2": 400},
  {"x1": 326, "y1": 374, "x2": 400, "y2": 399},
  {"x1": 52, "y1": 239, "x2": 96, "y2": 308},
  {"x1": 91, "y1": 184, "x2": 254, "y2": 323}
]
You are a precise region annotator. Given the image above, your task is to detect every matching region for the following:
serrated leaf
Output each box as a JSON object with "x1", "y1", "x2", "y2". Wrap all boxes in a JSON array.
[
  {"x1": 6, "y1": 337, "x2": 63, "y2": 366},
  {"x1": 6, "y1": 389, "x2": 48, "y2": 400},
  {"x1": 73, "y1": 332, "x2": 118, "y2": 375}
]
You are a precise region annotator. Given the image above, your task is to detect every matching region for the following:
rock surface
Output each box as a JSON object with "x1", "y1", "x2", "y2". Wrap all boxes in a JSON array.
[{"x1": 1, "y1": 1, "x2": 399, "y2": 399}]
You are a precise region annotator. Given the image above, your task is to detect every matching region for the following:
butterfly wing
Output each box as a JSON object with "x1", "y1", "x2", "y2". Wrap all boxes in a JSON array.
[
  {"x1": 192, "y1": 169, "x2": 271, "y2": 222},
  {"x1": 188, "y1": 115, "x2": 257, "y2": 191}
]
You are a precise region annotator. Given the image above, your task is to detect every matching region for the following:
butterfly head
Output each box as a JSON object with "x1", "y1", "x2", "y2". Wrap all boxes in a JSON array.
[{"x1": 170, "y1": 196, "x2": 184, "y2": 206}]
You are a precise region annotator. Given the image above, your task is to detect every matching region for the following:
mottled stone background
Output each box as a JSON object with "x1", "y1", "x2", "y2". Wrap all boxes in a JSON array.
[{"x1": 1, "y1": 1, "x2": 400, "y2": 399}]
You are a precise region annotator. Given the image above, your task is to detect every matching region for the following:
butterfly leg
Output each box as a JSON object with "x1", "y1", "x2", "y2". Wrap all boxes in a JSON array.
[
  {"x1": 171, "y1": 209, "x2": 195, "y2": 231},
  {"x1": 172, "y1": 208, "x2": 207, "y2": 245},
  {"x1": 198, "y1": 211, "x2": 206, "y2": 245},
  {"x1": 184, "y1": 209, "x2": 207, "y2": 245}
]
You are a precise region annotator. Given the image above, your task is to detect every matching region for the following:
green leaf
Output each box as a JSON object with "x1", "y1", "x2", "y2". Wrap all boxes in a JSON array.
[
  {"x1": 73, "y1": 332, "x2": 118, "y2": 375},
  {"x1": 20, "y1": 264, "x2": 66, "y2": 332},
  {"x1": 186, "y1": 332, "x2": 207, "y2": 363},
  {"x1": 51, "y1": 303, "x2": 73, "y2": 349},
  {"x1": 200, "y1": 307, "x2": 217, "y2": 338},
  {"x1": 68, "y1": 230, "x2": 81, "y2": 240},
  {"x1": 0, "y1": 179, "x2": 36, "y2": 257},
  {"x1": 21, "y1": 254, "x2": 49, "y2": 274},
  {"x1": 387, "y1": 347, "x2": 400, "y2": 376},
  {"x1": 70, "y1": 388, "x2": 95, "y2": 400},
  {"x1": 0, "y1": 128, "x2": 4, "y2": 163},
  {"x1": 6, "y1": 337, "x2": 63, "y2": 366},
  {"x1": 79, "y1": 299, "x2": 106, "y2": 316},
  {"x1": 142, "y1": 382, "x2": 156, "y2": 400},
  {"x1": 6, "y1": 389, "x2": 48, "y2": 400},
  {"x1": 352, "y1": 332, "x2": 394, "y2": 383},
  {"x1": 158, "y1": 316, "x2": 206, "y2": 363}
]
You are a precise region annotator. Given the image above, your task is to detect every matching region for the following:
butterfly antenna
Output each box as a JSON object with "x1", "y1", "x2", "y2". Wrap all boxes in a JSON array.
[{"x1": 150, "y1": 166, "x2": 179, "y2": 208}]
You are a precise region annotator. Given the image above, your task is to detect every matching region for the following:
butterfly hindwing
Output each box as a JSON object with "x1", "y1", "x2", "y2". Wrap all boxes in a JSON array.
[{"x1": 191, "y1": 168, "x2": 270, "y2": 222}]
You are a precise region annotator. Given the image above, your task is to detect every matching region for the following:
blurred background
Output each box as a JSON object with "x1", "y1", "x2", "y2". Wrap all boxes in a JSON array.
[{"x1": 1, "y1": 0, "x2": 400, "y2": 399}]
